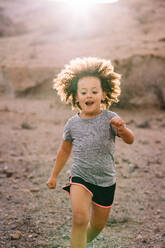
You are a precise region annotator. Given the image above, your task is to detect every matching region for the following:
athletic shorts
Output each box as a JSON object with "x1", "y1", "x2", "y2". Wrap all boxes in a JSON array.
[{"x1": 63, "y1": 177, "x2": 116, "y2": 208}]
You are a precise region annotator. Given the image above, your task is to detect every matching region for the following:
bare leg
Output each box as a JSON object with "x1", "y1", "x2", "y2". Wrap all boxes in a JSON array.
[
  {"x1": 70, "y1": 184, "x2": 92, "y2": 248},
  {"x1": 87, "y1": 203, "x2": 111, "y2": 243}
]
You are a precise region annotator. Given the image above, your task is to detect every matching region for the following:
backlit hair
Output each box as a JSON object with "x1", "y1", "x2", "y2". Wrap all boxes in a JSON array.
[{"x1": 53, "y1": 57, "x2": 121, "y2": 109}]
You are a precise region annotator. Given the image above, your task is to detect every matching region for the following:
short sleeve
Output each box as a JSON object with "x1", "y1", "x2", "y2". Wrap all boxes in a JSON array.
[
  {"x1": 63, "y1": 120, "x2": 73, "y2": 142},
  {"x1": 106, "y1": 110, "x2": 120, "y2": 137}
]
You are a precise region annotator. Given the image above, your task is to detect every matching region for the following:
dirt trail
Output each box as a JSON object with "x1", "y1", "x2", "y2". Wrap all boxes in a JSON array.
[{"x1": 0, "y1": 97, "x2": 165, "y2": 248}]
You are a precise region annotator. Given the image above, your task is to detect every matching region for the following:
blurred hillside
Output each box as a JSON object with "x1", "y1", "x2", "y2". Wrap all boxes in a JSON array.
[{"x1": 0, "y1": 0, "x2": 165, "y2": 108}]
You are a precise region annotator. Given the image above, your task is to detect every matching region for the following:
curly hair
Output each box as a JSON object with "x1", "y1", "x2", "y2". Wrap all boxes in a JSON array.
[{"x1": 53, "y1": 57, "x2": 121, "y2": 109}]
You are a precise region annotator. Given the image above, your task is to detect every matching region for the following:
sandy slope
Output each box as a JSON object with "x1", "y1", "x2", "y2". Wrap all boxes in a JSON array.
[{"x1": 0, "y1": 0, "x2": 165, "y2": 67}]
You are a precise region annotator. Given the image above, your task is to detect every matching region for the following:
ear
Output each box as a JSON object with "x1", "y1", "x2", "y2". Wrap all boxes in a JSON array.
[
  {"x1": 75, "y1": 95, "x2": 78, "y2": 102},
  {"x1": 102, "y1": 92, "x2": 106, "y2": 100}
]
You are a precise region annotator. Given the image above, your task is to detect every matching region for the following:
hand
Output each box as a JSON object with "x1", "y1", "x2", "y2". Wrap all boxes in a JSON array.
[
  {"x1": 110, "y1": 117, "x2": 134, "y2": 144},
  {"x1": 46, "y1": 176, "x2": 57, "y2": 189},
  {"x1": 109, "y1": 117, "x2": 125, "y2": 133}
]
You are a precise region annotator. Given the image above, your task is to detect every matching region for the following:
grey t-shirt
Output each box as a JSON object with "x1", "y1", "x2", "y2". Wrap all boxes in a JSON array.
[{"x1": 63, "y1": 110, "x2": 119, "y2": 187}]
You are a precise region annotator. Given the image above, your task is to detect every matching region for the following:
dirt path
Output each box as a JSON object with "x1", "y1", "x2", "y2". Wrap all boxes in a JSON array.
[{"x1": 0, "y1": 97, "x2": 165, "y2": 248}]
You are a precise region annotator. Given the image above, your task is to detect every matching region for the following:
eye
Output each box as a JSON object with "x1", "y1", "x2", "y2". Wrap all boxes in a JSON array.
[
  {"x1": 81, "y1": 91, "x2": 86, "y2": 95},
  {"x1": 92, "y1": 91, "x2": 98, "y2": 94}
]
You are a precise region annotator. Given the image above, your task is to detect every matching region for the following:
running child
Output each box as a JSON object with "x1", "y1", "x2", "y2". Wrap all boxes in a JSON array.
[{"x1": 47, "y1": 57, "x2": 134, "y2": 248}]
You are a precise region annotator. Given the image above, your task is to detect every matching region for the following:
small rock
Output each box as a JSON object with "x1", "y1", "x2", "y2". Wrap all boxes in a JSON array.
[
  {"x1": 121, "y1": 173, "x2": 128, "y2": 179},
  {"x1": 126, "y1": 120, "x2": 134, "y2": 125},
  {"x1": 6, "y1": 195, "x2": 12, "y2": 201},
  {"x1": 28, "y1": 173, "x2": 34, "y2": 179},
  {"x1": 30, "y1": 187, "x2": 40, "y2": 193},
  {"x1": 10, "y1": 152, "x2": 17, "y2": 157},
  {"x1": 115, "y1": 159, "x2": 120, "y2": 164},
  {"x1": 3, "y1": 165, "x2": 8, "y2": 171},
  {"x1": 14, "y1": 175, "x2": 20, "y2": 179},
  {"x1": 136, "y1": 234, "x2": 143, "y2": 240},
  {"x1": 21, "y1": 121, "x2": 34, "y2": 130},
  {"x1": 17, "y1": 157, "x2": 24, "y2": 162},
  {"x1": 49, "y1": 103, "x2": 54, "y2": 109},
  {"x1": 160, "y1": 122, "x2": 165, "y2": 128},
  {"x1": 10, "y1": 231, "x2": 21, "y2": 240},
  {"x1": 23, "y1": 173, "x2": 28, "y2": 178},
  {"x1": 0, "y1": 166, "x2": 14, "y2": 177},
  {"x1": 11, "y1": 146, "x2": 17, "y2": 151},
  {"x1": 156, "y1": 117, "x2": 163, "y2": 121},
  {"x1": 0, "y1": 174, "x2": 6, "y2": 178},
  {"x1": 62, "y1": 234, "x2": 70, "y2": 240},
  {"x1": 144, "y1": 191, "x2": 151, "y2": 195},
  {"x1": 13, "y1": 185, "x2": 19, "y2": 189},
  {"x1": 160, "y1": 195, "x2": 165, "y2": 201},
  {"x1": 0, "y1": 159, "x2": 5, "y2": 164},
  {"x1": 8, "y1": 215, "x2": 13, "y2": 220},
  {"x1": 155, "y1": 173, "x2": 164, "y2": 179},
  {"x1": 3, "y1": 166, "x2": 14, "y2": 177},
  {"x1": 154, "y1": 227, "x2": 160, "y2": 233},
  {"x1": 159, "y1": 37, "x2": 165, "y2": 42},
  {"x1": 138, "y1": 140, "x2": 149, "y2": 145},
  {"x1": 5, "y1": 171, "x2": 14, "y2": 178},
  {"x1": 20, "y1": 188, "x2": 31, "y2": 193},
  {"x1": 156, "y1": 209, "x2": 162, "y2": 215},
  {"x1": 119, "y1": 185, "x2": 124, "y2": 189},
  {"x1": 0, "y1": 105, "x2": 10, "y2": 112},
  {"x1": 122, "y1": 158, "x2": 131, "y2": 164},
  {"x1": 128, "y1": 164, "x2": 139, "y2": 173},
  {"x1": 136, "y1": 120, "x2": 151, "y2": 128},
  {"x1": 142, "y1": 238, "x2": 147, "y2": 243}
]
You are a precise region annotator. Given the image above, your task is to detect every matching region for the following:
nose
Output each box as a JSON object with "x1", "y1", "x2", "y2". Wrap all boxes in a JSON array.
[{"x1": 86, "y1": 91, "x2": 92, "y2": 98}]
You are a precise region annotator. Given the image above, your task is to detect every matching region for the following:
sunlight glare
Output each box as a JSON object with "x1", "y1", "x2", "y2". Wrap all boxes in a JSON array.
[
  {"x1": 66, "y1": 0, "x2": 93, "y2": 16},
  {"x1": 48, "y1": 0, "x2": 119, "y2": 16},
  {"x1": 49, "y1": 0, "x2": 119, "y2": 6},
  {"x1": 50, "y1": 0, "x2": 119, "y2": 3}
]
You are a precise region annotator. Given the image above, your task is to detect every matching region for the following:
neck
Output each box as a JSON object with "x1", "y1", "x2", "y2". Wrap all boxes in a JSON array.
[{"x1": 79, "y1": 110, "x2": 102, "y2": 119}]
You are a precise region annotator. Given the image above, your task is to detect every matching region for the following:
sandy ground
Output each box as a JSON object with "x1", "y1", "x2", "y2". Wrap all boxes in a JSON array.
[{"x1": 0, "y1": 96, "x2": 165, "y2": 248}]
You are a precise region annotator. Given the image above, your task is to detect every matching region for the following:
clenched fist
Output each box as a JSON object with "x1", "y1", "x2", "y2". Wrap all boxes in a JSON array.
[
  {"x1": 46, "y1": 176, "x2": 57, "y2": 189},
  {"x1": 110, "y1": 117, "x2": 134, "y2": 144},
  {"x1": 110, "y1": 117, "x2": 125, "y2": 133}
]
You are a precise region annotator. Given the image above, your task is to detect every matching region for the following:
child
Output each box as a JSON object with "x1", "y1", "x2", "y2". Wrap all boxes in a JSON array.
[{"x1": 47, "y1": 57, "x2": 134, "y2": 248}]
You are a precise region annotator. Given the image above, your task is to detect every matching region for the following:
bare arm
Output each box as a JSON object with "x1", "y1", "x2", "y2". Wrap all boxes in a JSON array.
[
  {"x1": 110, "y1": 117, "x2": 134, "y2": 144},
  {"x1": 47, "y1": 140, "x2": 73, "y2": 189}
]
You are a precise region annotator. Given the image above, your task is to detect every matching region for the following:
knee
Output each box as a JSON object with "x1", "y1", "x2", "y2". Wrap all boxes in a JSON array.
[{"x1": 72, "y1": 211, "x2": 89, "y2": 227}]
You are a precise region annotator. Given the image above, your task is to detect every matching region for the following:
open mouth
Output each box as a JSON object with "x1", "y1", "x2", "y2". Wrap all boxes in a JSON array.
[{"x1": 85, "y1": 100, "x2": 94, "y2": 106}]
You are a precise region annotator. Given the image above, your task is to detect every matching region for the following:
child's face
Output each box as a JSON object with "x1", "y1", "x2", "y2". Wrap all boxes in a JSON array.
[{"x1": 76, "y1": 76, "x2": 105, "y2": 117}]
